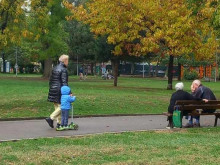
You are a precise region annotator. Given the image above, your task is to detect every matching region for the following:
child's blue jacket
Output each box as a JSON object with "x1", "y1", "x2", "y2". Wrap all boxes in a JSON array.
[{"x1": 61, "y1": 86, "x2": 76, "y2": 111}]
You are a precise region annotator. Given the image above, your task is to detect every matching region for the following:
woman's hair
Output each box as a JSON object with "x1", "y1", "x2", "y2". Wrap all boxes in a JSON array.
[
  {"x1": 175, "y1": 82, "x2": 184, "y2": 91},
  {"x1": 59, "y1": 54, "x2": 69, "y2": 62}
]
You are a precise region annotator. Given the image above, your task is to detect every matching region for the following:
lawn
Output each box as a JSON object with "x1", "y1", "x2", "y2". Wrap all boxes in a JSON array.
[
  {"x1": 0, "y1": 127, "x2": 220, "y2": 164},
  {"x1": 0, "y1": 73, "x2": 220, "y2": 119}
]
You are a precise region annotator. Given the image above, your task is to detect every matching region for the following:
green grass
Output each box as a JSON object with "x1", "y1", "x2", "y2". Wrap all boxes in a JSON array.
[
  {"x1": 0, "y1": 127, "x2": 220, "y2": 164},
  {"x1": 1, "y1": 73, "x2": 220, "y2": 119}
]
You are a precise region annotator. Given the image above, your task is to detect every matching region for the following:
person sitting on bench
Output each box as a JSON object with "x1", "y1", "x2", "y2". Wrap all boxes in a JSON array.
[
  {"x1": 185, "y1": 80, "x2": 216, "y2": 128},
  {"x1": 166, "y1": 82, "x2": 201, "y2": 129}
]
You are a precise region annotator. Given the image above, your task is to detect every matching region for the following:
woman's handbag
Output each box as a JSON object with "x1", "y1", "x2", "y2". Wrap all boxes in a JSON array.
[{"x1": 172, "y1": 106, "x2": 182, "y2": 128}]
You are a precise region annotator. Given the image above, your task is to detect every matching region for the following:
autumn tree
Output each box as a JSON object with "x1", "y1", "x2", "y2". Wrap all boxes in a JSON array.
[
  {"x1": 0, "y1": 0, "x2": 68, "y2": 77},
  {"x1": 65, "y1": 0, "x2": 218, "y2": 88},
  {"x1": 212, "y1": 1, "x2": 220, "y2": 40},
  {"x1": 26, "y1": 0, "x2": 69, "y2": 78},
  {"x1": 0, "y1": 0, "x2": 27, "y2": 72}
]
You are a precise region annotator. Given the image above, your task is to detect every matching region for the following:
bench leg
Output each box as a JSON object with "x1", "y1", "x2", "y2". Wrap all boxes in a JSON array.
[
  {"x1": 168, "y1": 116, "x2": 173, "y2": 128},
  {"x1": 180, "y1": 112, "x2": 183, "y2": 128},
  {"x1": 214, "y1": 115, "x2": 219, "y2": 127}
]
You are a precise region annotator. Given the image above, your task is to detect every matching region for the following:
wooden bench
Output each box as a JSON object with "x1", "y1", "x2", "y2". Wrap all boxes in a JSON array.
[{"x1": 165, "y1": 100, "x2": 220, "y2": 128}]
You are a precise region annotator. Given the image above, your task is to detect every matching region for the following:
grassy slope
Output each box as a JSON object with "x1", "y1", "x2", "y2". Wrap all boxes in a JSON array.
[
  {"x1": 0, "y1": 74, "x2": 220, "y2": 119},
  {"x1": 0, "y1": 128, "x2": 220, "y2": 164}
]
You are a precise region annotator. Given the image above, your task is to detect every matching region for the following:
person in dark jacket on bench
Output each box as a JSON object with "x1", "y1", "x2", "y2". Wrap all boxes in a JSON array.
[
  {"x1": 166, "y1": 82, "x2": 201, "y2": 129},
  {"x1": 185, "y1": 80, "x2": 216, "y2": 128}
]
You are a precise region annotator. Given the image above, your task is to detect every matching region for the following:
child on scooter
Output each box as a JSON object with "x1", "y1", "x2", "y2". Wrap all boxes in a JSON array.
[{"x1": 56, "y1": 86, "x2": 76, "y2": 131}]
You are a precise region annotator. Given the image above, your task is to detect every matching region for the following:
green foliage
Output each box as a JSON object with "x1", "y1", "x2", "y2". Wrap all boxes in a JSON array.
[
  {"x1": 1, "y1": 0, "x2": 71, "y2": 77},
  {"x1": 13, "y1": 0, "x2": 70, "y2": 63},
  {"x1": 32, "y1": 0, "x2": 69, "y2": 60},
  {"x1": 212, "y1": 1, "x2": 220, "y2": 38},
  {"x1": 183, "y1": 69, "x2": 199, "y2": 80},
  {"x1": 186, "y1": 0, "x2": 207, "y2": 15},
  {"x1": 95, "y1": 35, "x2": 115, "y2": 62},
  {"x1": 64, "y1": 20, "x2": 99, "y2": 61},
  {"x1": 64, "y1": 19, "x2": 117, "y2": 64},
  {"x1": 24, "y1": 64, "x2": 35, "y2": 74}
]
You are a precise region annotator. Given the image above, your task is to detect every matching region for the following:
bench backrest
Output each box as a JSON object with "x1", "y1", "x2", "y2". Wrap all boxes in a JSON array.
[{"x1": 175, "y1": 100, "x2": 220, "y2": 110}]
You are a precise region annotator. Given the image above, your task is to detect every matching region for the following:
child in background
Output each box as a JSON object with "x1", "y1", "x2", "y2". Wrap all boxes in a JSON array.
[{"x1": 56, "y1": 86, "x2": 76, "y2": 131}]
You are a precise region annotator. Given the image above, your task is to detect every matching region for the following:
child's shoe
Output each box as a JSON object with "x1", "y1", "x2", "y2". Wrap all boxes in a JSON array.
[
  {"x1": 183, "y1": 123, "x2": 193, "y2": 128},
  {"x1": 56, "y1": 123, "x2": 61, "y2": 128},
  {"x1": 63, "y1": 125, "x2": 70, "y2": 130},
  {"x1": 193, "y1": 122, "x2": 200, "y2": 128},
  {"x1": 56, "y1": 126, "x2": 65, "y2": 131}
]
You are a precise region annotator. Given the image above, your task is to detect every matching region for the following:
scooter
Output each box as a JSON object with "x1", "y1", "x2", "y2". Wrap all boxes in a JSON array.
[{"x1": 68, "y1": 103, "x2": 79, "y2": 130}]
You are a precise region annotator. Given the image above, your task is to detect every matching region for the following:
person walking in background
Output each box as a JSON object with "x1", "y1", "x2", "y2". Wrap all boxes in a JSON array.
[
  {"x1": 79, "y1": 66, "x2": 84, "y2": 80},
  {"x1": 184, "y1": 80, "x2": 216, "y2": 128},
  {"x1": 46, "y1": 55, "x2": 70, "y2": 129},
  {"x1": 56, "y1": 86, "x2": 76, "y2": 131}
]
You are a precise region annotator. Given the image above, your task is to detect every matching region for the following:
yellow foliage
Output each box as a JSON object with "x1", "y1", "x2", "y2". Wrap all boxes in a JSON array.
[
  {"x1": 65, "y1": 0, "x2": 218, "y2": 60},
  {"x1": 35, "y1": 34, "x2": 40, "y2": 41},
  {"x1": 0, "y1": 0, "x2": 25, "y2": 48},
  {"x1": 14, "y1": 19, "x2": 19, "y2": 23}
]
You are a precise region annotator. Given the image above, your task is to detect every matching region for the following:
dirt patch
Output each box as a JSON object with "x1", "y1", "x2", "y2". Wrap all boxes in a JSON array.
[
  {"x1": 154, "y1": 129, "x2": 188, "y2": 134},
  {"x1": 0, "y1": 76, "x2": 48, "y2": 82}
]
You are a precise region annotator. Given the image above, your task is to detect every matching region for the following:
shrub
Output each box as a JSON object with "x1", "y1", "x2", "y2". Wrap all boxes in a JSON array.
[
  {"x1": 184, "y1": 70, "x2": 199, "y2": 80},
  {"x1": 25, "y1": 64, "x2": 35, "y2": 73}
]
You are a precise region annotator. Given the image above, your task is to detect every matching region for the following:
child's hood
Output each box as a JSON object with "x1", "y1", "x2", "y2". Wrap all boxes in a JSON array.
[{"x1": 61, "y1": 86, "x2": 71, "y2": 95}]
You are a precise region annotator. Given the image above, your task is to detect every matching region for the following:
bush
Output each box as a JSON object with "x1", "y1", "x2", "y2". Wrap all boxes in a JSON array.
[
  {"x1": 25, "y1": 64, "x2": 35, "y2": 74},
  {"x1": 68, "y1": 61, "x2": 78, "y2": 75},
  {"x1": 184, "y1": 70, "x2": 199, "y2": 80}
]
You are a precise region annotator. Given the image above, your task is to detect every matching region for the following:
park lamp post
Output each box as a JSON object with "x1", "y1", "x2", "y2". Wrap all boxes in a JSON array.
[
  {"x1": 15, "y1": 47, "x2": 18, "y2": 77},
  {"x1": 140, "y1": 62, "x2": 145, "y2": 78},
  {"x1": 215, "y1": 38, "x2": 219, "y2": 82},
  {"x1": 77, "y1": 55, "x2": 79, "y2": 76}
]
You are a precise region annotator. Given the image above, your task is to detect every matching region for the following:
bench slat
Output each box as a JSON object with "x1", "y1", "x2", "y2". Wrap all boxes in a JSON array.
[
  {"x1": 190, "y1": 113, "x2": 220, "y2": 116},
  {"x1": 163, "y1": 112, "x2": 220, "y2": 116},
  {"x1": 178, "y1": 105, "x2": 220, "y2": 110},
  {"x1": 175, "y1": 100, "x2": 220, "y2": 105}
]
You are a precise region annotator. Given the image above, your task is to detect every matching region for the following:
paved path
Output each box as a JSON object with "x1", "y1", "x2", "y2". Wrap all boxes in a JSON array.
[{"x1": 0, "y1": 115, "x2": 218, "y2": 142}]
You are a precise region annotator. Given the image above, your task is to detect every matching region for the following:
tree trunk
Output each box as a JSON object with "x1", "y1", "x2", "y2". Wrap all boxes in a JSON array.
[
  {"x1": 43, "y1": 58, "x2": 53, "y2": 79},
  {"x1": 91, "y1": 63, "x2": 94, "y2": 75},
  {"x1": 167, "y1": 55, "x2": 174, "y2": 90},
  {"x1": 177, "y1": 62, "x2": 181, "y2": 81},
  {"x1": 111, "y1": 59, "x2": 119, "y2": 87},
  {"x1": 155, "y1": 62, "x2": 159, "y2": 77},
  {"x1": 147, "y1": 61, "x2": 151, "y2": 77},
  {"x1": 131, "y1": 62, "x2": 135, "y2": 75},
  {"x1": 2, "y1": 52, "x2": 6, "y2": 73},
  {"x1": 94, "y1": 62, "x2": 97, "y2": 75}
]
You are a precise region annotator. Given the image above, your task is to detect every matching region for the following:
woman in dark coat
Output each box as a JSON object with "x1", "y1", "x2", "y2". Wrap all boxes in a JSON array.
[
  {"x1": 166, "y1": 82, "x2": 201, "y2": 129},
  {"x1": 46, "y1": 55, "x2": 69, "y2": 128}
]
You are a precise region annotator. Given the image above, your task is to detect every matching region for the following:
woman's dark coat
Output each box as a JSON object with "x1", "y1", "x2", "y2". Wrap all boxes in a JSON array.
[
  {"x1": 168, "y1": 90, "x2": 201, "y2": 113},
  {"x1": 48, "y1": 62, "x2": 68, "y2": 103}
]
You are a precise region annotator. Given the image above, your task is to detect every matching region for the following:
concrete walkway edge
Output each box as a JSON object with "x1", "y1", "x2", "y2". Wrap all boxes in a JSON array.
[
  {"x1": 0, "y1": 115, "x2": 218, "y2": 142},
  {"x1": 0, "y1": 113, "x2": 162, "y2": 121}
]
